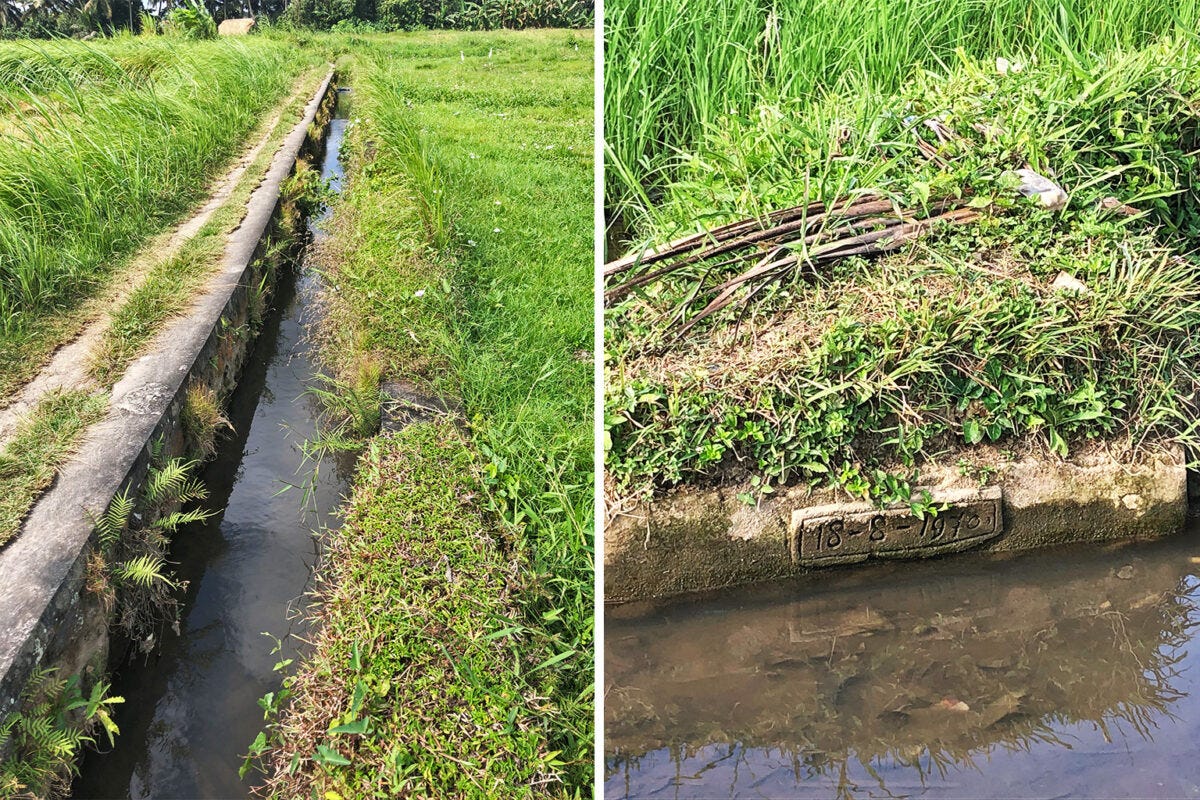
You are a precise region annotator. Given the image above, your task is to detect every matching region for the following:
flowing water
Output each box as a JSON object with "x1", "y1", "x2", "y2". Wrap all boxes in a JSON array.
[
  {"x1": 606, "y1": 528, "x2": 1200, "y2": 799},
  {"x1": 73, "y1": 89, "x2": 353, "y2": 799}
]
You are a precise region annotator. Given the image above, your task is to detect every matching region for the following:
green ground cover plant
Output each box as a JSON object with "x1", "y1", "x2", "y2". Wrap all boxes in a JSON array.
[
  {"x1": 256, "y1": 29, "x2": 593, "y2": 796},
  {"x1": 0, "y1": 36, "x2": 315, "y2": 398},
  {"x1": 605, "y1": 4, "x2": 1200, "y2": 507}
]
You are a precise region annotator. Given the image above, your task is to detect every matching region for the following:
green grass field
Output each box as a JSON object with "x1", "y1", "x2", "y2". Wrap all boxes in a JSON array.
[
  {"x1": 605, "y1": 1, "x2": 1200, "y2": 508},
  {"x1": 605, "y1": 0, "x2": 1200, "y2": 234},
  {"x1": 0, "y1": 36, "x2": 317, "y2": 399},
  {"x1": 255, "y1": 29, "x2": 594, "y2": 797}
]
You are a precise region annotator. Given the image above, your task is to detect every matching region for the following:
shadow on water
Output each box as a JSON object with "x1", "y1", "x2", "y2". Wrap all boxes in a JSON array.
[
  {"x1": 73, "y1": 89, "x2": 354, "y2": 800},
  {"x1": 605, "y1": 531, "x2": 1200, "y2": 799}
]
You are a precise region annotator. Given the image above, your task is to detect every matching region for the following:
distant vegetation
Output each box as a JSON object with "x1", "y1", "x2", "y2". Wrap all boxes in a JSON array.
[{"x1": 0, "y1": 0, "x2": 591, "y2": 38}]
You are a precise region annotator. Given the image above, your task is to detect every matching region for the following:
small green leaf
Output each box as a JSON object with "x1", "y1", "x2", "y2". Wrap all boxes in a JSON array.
[
  {"x1": 314, "y1": 744, "x2": 352, "y2": 766},
  {"x1": 329, "y1": 717, "x2": 370, "y2": 735}
]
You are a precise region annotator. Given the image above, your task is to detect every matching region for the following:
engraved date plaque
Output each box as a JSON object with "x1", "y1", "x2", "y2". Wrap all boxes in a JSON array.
[{"x1": 789, "y1": 487, "x2": 1003, "y2": 567}]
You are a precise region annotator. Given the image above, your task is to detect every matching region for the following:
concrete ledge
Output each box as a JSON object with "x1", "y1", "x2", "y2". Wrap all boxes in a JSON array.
[
  {"x1": 0, "y1": 68, "x2": 335, "y2": 715},
  {"x1": 604, "y1": 447, "x2": 1187, "y2": 602}
]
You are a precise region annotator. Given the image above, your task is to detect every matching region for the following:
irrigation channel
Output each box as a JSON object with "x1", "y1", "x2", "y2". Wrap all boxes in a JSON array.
[
  {"x1": 72, "y1": 88, "x2": 354, "y2": 798},
  {"x1": 606, "y1": 525, "x2": 1200, "y2": 799}
]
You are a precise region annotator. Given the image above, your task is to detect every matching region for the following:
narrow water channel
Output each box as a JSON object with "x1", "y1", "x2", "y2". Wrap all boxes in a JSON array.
[
  {"x1": 73, "y1": 88, "x2": 353, "y2": 799},
  {"x1": 606, "y1": 528, "x2": 1200, "y2": 799}
]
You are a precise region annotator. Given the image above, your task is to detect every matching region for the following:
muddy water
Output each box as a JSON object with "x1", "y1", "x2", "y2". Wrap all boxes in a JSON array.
[
  {"x1": 73, "y1": 90, "x2": 353, "y2": 799},
  {"x1": 606, "y1": 530, "x2": 1200, "y2": 799}
]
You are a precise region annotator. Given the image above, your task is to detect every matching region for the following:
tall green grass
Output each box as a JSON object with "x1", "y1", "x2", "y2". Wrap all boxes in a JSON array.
[
  {"x1": 367, "y1": 32, "x2": 594, "y2": 787},
  {"x1": 604, "y1": 0, "x2": 1200, "y2": 231},
  {"x1": 0, "y1": 36, "x2": 308, "y2": 346}
]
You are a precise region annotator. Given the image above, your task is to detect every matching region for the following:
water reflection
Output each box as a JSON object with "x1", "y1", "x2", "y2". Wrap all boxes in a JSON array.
[{"x1": 605, "y1": 536, "x2": 1200, "y2": 798}]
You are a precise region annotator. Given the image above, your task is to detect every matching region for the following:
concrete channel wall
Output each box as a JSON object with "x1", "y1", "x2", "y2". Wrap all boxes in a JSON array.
[
  {"x1": 0, "y1": 69, "x2": 335, "y2": 722},
  {"x1": 605, "y1": 446, "x2": 1188, "y2": 602}
]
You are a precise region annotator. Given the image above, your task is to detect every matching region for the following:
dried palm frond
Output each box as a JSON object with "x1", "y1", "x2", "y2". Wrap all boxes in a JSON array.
[{"x1": 605, "y1": 194, "x2": 981, "y2": 339}]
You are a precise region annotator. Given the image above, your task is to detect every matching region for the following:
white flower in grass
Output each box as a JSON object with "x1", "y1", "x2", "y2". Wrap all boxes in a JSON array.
[
  {"x1": 469, "y1": 152, "x2": 479, "y2": 159},
  {"x1": 413, "y1": 289, "x2": 426, "y2": 298},
  {"x1": 493, "y1": 228, "x2": 502, "y2": 233}
]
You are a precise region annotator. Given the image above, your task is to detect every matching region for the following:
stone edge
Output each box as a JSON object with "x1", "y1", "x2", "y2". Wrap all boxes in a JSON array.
[{"x1": 604, "y1": 448, "x2": 1188, "y2": 603}]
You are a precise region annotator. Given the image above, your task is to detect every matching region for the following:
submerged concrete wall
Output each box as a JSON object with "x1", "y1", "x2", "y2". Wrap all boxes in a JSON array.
[
  {"x1": 0, "y1": 70, "x2": 335, "y2": 723},
  {"x1": 605, "y1": 447, "x2": 1187, "y2": 602}
]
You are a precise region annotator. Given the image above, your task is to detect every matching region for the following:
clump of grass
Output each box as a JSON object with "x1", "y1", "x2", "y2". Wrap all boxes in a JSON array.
[
  {"x1": 253, "y1": 424, "x2": 566, "y2": 798},
  {"x1": 605, "y1": 22, "x2": 1200, "y2": 503},
  {"x1": 308, "y1": 356, "x2": 385, "y2": 441},
  {"x1": 367, "y1": 79, "x2": 451, "y2": 249},
  {"x1": 604, "y1": 0, "x2": 1200, "y2": 232},
  {"x1": 180, "y1": 381, "x2": 232, "y2": 462},
  {"x1": 0, "y1": 390, "x2": 107, "y2": 545},
  {"x1": 606, "y1": 37, "x2": 1200, "y2": 505}
]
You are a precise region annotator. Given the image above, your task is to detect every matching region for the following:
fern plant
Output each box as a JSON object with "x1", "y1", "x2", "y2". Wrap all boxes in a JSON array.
[
  {"x1": 0, "y1": 669, "x2": 123, "y2": 797},
  {"x1": 91, "y1": 447, "x2": 214, "y2": 642}
]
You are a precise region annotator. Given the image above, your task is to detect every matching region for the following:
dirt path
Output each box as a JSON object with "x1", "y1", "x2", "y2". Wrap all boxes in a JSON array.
[{"x1": 0, "y1": 70, "x2": 323, "y2": 445}]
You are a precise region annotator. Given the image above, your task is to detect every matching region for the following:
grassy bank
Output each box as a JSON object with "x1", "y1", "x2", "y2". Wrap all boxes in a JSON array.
[
  {"x1": 256, "y1": 29, "x2": 593, "y2": 796},
  {"x1": 0, "y1": 36, "x2": 314, "y2": 398},
  {"x1": 0, "y1": 59, "x2": 328, "y2": 548},
  {"x1": 605, "y1": 7, "x2": 1200, "y2": 506},
  {"x1": 258, "y1": 424, "x2": 568, "y2": 797}
]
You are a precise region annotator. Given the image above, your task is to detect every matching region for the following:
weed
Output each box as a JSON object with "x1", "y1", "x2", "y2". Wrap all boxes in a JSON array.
[
  {"x1": 181, "y1": 382, "x2": 232, "y2": 462},
  {"x1": 92, "y1": 449, "x2": 213, "y2": 642},
  {"x1": 307, "y1": 356, "x2": 384, "y2": 441}
]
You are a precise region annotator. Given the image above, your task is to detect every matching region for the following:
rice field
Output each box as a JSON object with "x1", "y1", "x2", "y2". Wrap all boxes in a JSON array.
[
  {"x1": 0, "y1": 36, "x2": 314, "y2": 382},
  {"x1": 604, "y1": 0, "x2": 1200, "y2": 238}
]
